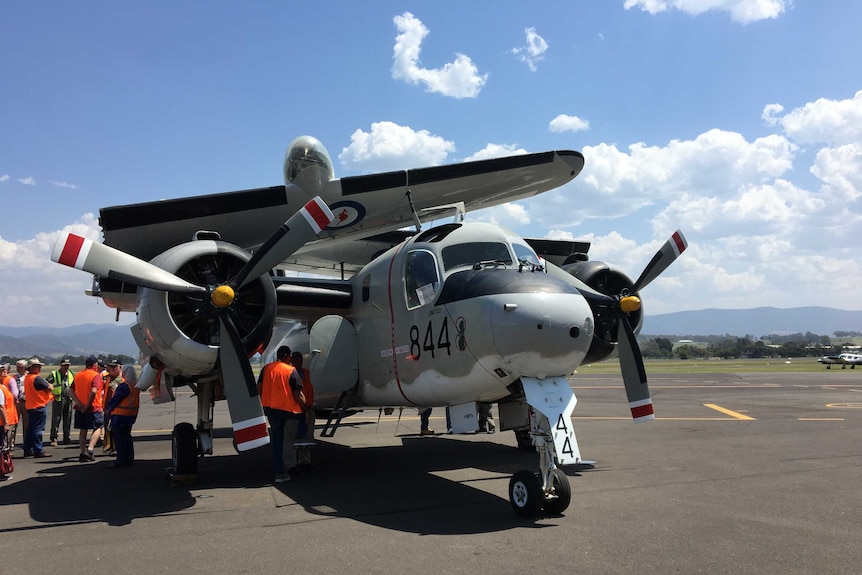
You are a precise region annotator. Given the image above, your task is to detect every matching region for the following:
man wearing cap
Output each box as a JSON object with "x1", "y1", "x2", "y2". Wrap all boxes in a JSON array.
[
  {"x1": 46, "y1": 359, "x2": 75, "y2": 446},
  {"x1": 104, "y1": 360, "x2": 140, "y2": 468},
  {"x1": 23, "y1": 358, "x2": 54, "y2": 457},
  {"x1": 71, "y1": 355, "x2": 104, "y2": 462},
  {"x1": 257, "y1": 346, "x2": 307, "y2": 483}
]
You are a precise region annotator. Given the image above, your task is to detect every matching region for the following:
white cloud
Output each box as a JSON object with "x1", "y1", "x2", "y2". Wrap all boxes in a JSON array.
[
  {"x1": 811, "y1": 143, "x2": 862, "y2": 202},
  {"x1": 771, "y1": 90, "x2": 862, "y2": 146},
  {"x1": 462, "y1": 144, "x2": 527, "y2": 162},
  {"x1": 549, "y1": 114, "x2": 590, "y2": 133},
  {"x1": 391, "y1": 12, "x2": 488, "y2": 99},
  {"x1": 18, "y1": 177, "x2": 36, "y2": 185},
  {"x1": 0, "y1": 175, "x2": 9, "y2": 183},
  {"x1": 50, "y1": 180, "x2": 79, "y2": 189},
  {"x1": 338, "y1": 121, "x2": 455, "y2": 173},
  {"x1": 0, "y1": 213, "x2": 107, "y2": 327},
  {"x1": 761, "y1": 103, "x2": 784, "y2": 126},
  {"x1": 623, "y1": 0, "x2": 788, "y2": 24},
  {"x1": 511, "y1": 27, "x2": 548, "y2": 72},
  {"x1": 469, "y1": 202, "x2": 531, "y2": 229}
]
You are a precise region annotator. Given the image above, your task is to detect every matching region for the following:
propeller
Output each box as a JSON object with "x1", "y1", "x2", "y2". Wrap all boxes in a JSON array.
[
  {"x1": 52, "y1": 197, "x2": 336, "y2": 449},
  {"x1": 615, "y1": 230, "x2": 688, "y2": 422}
]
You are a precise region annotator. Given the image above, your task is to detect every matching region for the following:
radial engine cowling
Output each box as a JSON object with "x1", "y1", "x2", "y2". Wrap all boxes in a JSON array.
[
  {"x1": 136, "y1": 241, "x2": 277, "y2": 377},
  {"x1": 562, "y1": 259, "x2": 641, "y2": 364}
]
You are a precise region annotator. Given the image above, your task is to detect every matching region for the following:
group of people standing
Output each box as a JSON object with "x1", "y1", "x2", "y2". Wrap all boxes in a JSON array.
[{"x1": 0, "y1": 355, "x2": 140, "y2": 480}]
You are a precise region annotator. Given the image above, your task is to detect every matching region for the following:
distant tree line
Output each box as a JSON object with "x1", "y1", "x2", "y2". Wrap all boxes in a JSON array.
[
  {"x1": 0, "y1": 354, "x2": 138, "y2": 366},
  {"x1": 640, "y1": 333, "x2": 857, "y2": 360}
]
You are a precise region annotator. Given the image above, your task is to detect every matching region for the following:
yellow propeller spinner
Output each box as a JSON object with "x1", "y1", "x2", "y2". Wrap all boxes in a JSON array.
[
  {"x1": 620, "y1": 295, "x2": 641, "y2": 313},
  {"x1": 211, "y1": 285, "x2": 236, "y2": 308}
]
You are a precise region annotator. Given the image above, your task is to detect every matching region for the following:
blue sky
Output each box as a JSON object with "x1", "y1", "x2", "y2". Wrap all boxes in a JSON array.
[{"x1": 2, "y1": 1, "x2": 861, "y2": 327}]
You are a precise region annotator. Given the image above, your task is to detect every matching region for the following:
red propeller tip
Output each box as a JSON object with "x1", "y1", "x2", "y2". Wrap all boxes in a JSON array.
[
  {"x1": 671, "y1": 231, "x2": 687, "y2": 256},
  {"x1": 630, "y1": 399, "x2": 655, "y2": 422},
  {"x1": 53, "y1": 232, "x2": 92, "y2": 269},
  {"x1": 233, "y1": 416, "x2": 269, "y2": 451},
  {"x1": 301, "y1": 197, "x2": 335, "y2": 234}
]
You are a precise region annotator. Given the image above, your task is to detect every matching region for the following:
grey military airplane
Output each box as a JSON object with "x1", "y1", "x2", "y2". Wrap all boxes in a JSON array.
[{"x1": 51, "y1": 136, "x2": 687, "y2": 517}]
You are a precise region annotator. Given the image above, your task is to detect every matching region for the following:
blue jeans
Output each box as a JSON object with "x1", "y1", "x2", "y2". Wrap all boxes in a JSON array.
[
  {"x1": 420, "y1": 407, "x2": 432, "y2": 431},
  {"x1": 264, "y1": 407, "x2": 301, "y2": 474},
  {"x1": 24, "y1": 406, "x2": 48, "y2": 454}
]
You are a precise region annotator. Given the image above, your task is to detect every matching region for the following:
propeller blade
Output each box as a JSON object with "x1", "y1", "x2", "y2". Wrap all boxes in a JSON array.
[
  {"x1": 631, "y1": 230, "x2": 688, "y2": 294},
  {"x1": 230, "y1": 197, "x2": 335, "y2": 289},
  {"x1": 617, "y1": 315, "x2": 653, "y2": 422},
  {"x1": 218, "y1": 316, "x2": 270, "y2": 451},
  {"x1": 52, "y1": 232, "x2": 206, "y2": 294}
]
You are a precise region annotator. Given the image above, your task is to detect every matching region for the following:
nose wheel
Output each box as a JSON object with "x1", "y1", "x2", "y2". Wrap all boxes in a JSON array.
[{"x1": 508, "y1": 467, "x2": 572, "y2": 517}]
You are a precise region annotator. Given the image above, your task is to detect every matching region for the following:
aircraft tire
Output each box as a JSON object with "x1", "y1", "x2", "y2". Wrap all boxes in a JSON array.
[
  {"x1": 509, "y1": 470, "x2": 543, "y2": 517},
  {"x1": 542, "y1": 468, "x2": 572, "y2": 515},
  {"x1": 172, "y1": 422, "x2": 199, "y2": 476}
]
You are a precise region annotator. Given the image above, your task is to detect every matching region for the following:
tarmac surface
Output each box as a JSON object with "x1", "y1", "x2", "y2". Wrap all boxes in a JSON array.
[{"x1": 1, "y1": 370, "x2": 861, "y2": 574}]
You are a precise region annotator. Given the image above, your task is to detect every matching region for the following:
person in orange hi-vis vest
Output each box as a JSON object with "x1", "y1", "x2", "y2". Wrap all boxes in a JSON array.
[
  {"x1": 104, "y1": 360, "x2": 140, "y2": 468},
  {"x1": 71, "y1": 356, "x2": 105, "y2": 462},
  {"x1": 257, "y1": 346, "x2": 307, "y2": 484},
  {"x1": 23, "y1": 358, "x2": 54, "y2": 458}
]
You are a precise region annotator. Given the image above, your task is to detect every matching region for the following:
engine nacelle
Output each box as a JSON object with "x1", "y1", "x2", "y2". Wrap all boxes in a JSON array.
[
  {"x1": 562, "y1": 260, "x2": 641, "y2": 364},
  {"x1": 136, "y1": 240, "x2": 277, "y2": 378}
]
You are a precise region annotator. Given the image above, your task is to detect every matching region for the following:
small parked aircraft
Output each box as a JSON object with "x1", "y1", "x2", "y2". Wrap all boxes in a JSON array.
[
  {"x1": 817, "y1": 352, "x2": 862, "y2": 369},
  {"x1": 51, "y1": 136, "x2": 687, "y2": 516}
]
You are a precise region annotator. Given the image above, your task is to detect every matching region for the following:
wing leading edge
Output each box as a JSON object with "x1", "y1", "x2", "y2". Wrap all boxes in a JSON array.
[{"x1": 99, "y1": 149, "x2": 584, "y2": 268}]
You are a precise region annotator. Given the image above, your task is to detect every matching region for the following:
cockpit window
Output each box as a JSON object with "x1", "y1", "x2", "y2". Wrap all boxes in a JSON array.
[
  {"x1": 405, "y1": 250, "x2": 441, "y2": 309},
  {"x1": 441, "y1": 242, "x2": 513, "y2": 271},
  {"x1": 512, "y1": 242, "x2": 542, "y2": 267}
]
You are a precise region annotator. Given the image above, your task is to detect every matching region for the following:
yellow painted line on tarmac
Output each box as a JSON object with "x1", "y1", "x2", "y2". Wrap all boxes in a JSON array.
[{"x1": 703, "y1": 403, "x2": 756, "y2": 420}]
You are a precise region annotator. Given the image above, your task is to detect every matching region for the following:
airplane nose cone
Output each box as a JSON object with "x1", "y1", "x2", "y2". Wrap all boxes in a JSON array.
[{"x1": 490, "y1": 292, "x2": 593, "y2": 378}]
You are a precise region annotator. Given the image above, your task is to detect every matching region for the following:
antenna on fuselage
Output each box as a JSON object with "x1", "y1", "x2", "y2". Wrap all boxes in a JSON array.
[{"x1": 405, "y1": 170, "x2": 422, "y2": 232}]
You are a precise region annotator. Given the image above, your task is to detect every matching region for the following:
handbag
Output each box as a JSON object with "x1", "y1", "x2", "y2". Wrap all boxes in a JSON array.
[{"x1": 0, "y1": 449, "x2": 13, "y2": 475}]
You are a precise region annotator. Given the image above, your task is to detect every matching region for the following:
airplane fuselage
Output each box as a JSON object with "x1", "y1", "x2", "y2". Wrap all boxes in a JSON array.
[
  {"x1": 818, "y1": 352, "x2": 862, "y2": 369},
  {"x1": 308, "y1": 222, "x2": 595, "y2": 409}
]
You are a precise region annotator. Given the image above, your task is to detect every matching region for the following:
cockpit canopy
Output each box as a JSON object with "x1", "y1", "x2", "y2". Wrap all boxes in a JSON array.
[
  {"x1": 283, "y1": 135, "x2": 335, "y2": 196},
  {"x1": 403, "y1": 222, "x2": 544, "y2": 308}
]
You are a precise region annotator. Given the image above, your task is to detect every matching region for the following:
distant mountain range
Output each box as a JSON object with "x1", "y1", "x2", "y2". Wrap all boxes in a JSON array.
[
  {"x1": 0, "y1": 323, "x2": 138, "y2": 358},
  {"x1": 642, "y1": 306, "x2": 862, "y2": 338},
  {"x1": 0, "y1": 307, "x2": 859, "y2": 359}
]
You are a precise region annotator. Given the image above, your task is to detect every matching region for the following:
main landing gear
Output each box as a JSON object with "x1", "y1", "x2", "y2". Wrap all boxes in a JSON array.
[
  {"x1": 170, "y1": 378, "x2": 218, "y2": 479},
  {"x1": 508, "y1": 410, "x2": 572, "y2": 517}
]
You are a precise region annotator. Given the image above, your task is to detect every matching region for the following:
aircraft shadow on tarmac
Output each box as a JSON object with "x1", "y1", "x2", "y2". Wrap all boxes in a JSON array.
[{"x1": 0, "y1": 429, "x2": 593, "y2": 534}]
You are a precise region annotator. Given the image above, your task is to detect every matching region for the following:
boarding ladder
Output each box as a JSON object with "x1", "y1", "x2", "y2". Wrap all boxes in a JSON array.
[{"x1": 320, "y1": 383, "x2": 359, "y2": 438}]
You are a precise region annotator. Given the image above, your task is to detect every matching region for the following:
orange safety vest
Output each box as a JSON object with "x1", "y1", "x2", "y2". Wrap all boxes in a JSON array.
[
  {"x1": 111, "y1": 381, "x2": 140, "y2": 417},
  {"x1": 297, "y1": 367, "x2": 314, "y2": 407},
  {"x1": 1, "y1": 383, "x2": 18, "y2": 425},
  {"x1": 1, "y1": 375, "x2": 15, "y2": 403},
  {"x1": 259, "y1": 361, "x2": 302, "y2": 414},
  {"x1": 73, "y1": 368, "x2": 104, "y2": 411},
  {"x1": 24, "y1": 373, "x2": 52, "y2": 410}
]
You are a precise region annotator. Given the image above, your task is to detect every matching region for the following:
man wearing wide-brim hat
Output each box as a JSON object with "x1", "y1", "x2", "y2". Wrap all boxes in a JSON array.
[{"x1": 23, "y1": 358, "x2": 54, "y2": 458}]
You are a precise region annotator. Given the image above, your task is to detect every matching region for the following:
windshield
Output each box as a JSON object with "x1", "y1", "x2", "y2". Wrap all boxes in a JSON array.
[{"x1": 441, "y1": 242, "x2": 513, "y2": 271}]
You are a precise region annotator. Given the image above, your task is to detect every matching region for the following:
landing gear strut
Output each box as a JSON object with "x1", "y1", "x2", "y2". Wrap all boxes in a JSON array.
[{"x1": 508, "y1": 409, "x2": 572, "y2": 517}]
